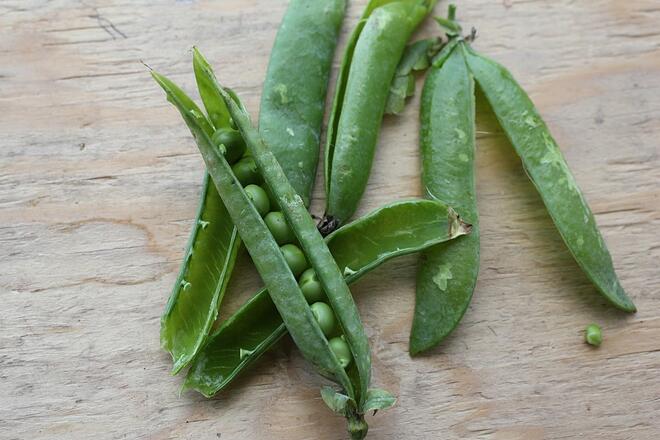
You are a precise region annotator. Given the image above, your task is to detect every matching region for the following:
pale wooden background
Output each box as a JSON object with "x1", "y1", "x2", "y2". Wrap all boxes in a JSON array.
[{"x1": 1, "y1": 0, "x2": 659, "y2": 439}]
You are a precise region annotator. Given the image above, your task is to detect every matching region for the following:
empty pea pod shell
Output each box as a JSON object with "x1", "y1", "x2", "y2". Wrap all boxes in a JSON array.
[
  {"x1": 184, "y1": 199, "x2": 470, "y2": 397},
  {"x1": 159, "y1": 61, "x2": 240, "y2": 374},
  {"x1": 411, "y1": 43, "x2": 480, "y2": 355},
  {"x1": 463, "y1": 46, "x2": 635, "y2": 312},
  {"x1": 159, "y1": 0, "x2": 346, "y2": 374},
  {"x1": 322, "y1": 0, "x2": 437, "y2": 231}
]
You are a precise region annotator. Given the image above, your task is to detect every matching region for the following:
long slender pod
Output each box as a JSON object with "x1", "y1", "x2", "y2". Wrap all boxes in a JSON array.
[
  {"x1": 260, "y1": 0, "x2": 346, "y2": 206},
  {"x1": 184, "y1": 199, "x2": 470, "y2": 397},
  {"x1": 155, "y1": 51, "x2": 387, "y2": 436},
  {"x1": 160, "y1": 1, "x2": 347, "y2": 374},
  {"x1": 411, "y1": 43, "x2": 480, "y2": 354},
  {"x1": 159, "y1": 64, "x2": 241, "y2": 374},
  {"x1": 321, "y1": 0, "x2": 437, "y2": 233},
  {"x1": 152, "y1": 67, "x2": 356, "y2": 395},
  {"x1": 463, "y1": 47, "x2": 635, "y2": 312},
  {"x1": 214, "y1": 80, "x2": 375, "y2": 412}
]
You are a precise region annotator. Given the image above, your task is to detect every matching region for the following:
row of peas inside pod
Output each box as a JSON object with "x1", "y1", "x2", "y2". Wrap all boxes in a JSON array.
[{"x1": 217, "y1": 127, "x2": 353, "y2": 369}]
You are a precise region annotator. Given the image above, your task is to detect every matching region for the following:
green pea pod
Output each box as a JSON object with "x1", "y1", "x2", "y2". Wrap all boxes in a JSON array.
[
  {"x1": 463, "y1": 46, "x2": 635, "y2": 312},
  {"x1": 158, "y1": 67, "x2": 240, "y2": 374},
  {"x1": 160, "y1": 1, "x2": 347, "y2": 374},
  {"x1": 411, "y1": 43, "x2": 480, "y2": 354},
  {"x1": 172, "y1": 52, "x2": 385, "y2": 436},
  {"x1": 214, "y1": 80, "x2": 374, "y2": 417},
  {"x1": 259, "y1": 0, "x2": 346, "y2": 207},
  {"x1": 322, "y1": 0, "x2": 437, "y2": 233},
  {"x1": 184, "y1": 199, "x2": 470, "y2": 397},
  {"x1": 152, "y1": 68, "x2": 362, "y2": 420}
]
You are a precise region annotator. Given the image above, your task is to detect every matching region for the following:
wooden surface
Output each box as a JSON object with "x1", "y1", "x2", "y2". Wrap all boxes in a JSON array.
[{"x1": 2, "y1": 1, "x2": 659, "y2": 439}]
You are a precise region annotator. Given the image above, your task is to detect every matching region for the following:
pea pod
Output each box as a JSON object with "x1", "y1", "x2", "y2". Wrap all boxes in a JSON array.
[
  {"x1": 160, "y1": 1, "x2": 346, "y2": 374},
  {"x1": 462, "y1": 45, "x2": 636, "y2": 312},
  {"x1": 411, "y1": 41, "x2": 479, "y2": 354},
  {"x1": 259, "y1": 0, "x2": 346, "y2": 207},
  {"x1": 154, "y1": 53, "x2": 385, "y2": 437},
  {"x1": 159, "y1": 60, "x2": 240, "y2": 374},
  {"x1": 184, "y1": 199, "x2": 470, "y2": 397},
  {"x1": 321, "y1": 0, "x2": 437, "y2": 233}
]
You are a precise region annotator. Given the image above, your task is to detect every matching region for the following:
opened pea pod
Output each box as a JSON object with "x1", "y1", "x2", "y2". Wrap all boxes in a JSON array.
[
  {"x1": 320, "y1": 0, "x2": 438, "y2": 233},
  {"x1": 152, "y1": 50, "x2": 393, "y2": 438},
  {"x1": 160, "y1": 0, "x2": 346, "y2": 374}
]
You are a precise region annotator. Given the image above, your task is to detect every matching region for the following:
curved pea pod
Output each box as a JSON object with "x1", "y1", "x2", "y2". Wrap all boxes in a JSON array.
[
  {"x1": 154, "y1": 69, "x2": 359, "y2": 425},
  {"x1": 463, "y1": 46, "x2": 635, "y2": 312},
  {"x1": 158, "y1": 68, "x2": 241, "y2": 374},
  {"x1": 169, "y1": 53, "x2": 385, "y2": 436},
  {"x1": 259, "y1": 0, "x2": 346, "y2": 207},
  {"x1": 184, "y1": 199, "x2": 470, "y2": 397},
  {"x1": 159, "y1": 1, "x2": 347, "y2": 374},
  {"x1": 321, "y1": 0, "x2": 437, "y2": 233},
  {"x1": 411, "y1": 43, "x2": 480, "y2": 355}
]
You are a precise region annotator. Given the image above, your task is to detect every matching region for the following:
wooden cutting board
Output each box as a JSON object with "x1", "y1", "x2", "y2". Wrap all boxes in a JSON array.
[{"x1": 1, "y1": 0, "x2": 658, "y2": 438}]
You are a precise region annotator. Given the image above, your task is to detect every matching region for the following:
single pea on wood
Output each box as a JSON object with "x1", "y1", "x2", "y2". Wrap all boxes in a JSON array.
[{"x1": 585, "y1": 324, "x2": 602, "y2": 347}]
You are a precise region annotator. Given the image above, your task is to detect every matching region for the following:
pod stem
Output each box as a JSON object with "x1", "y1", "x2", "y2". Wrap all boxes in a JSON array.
[
  {"x1": 347, "y1": 413, "x2": 368, "y2": 440},
  {"x1": 318, "y1": 214, "x2": 340, "y2": 237}
]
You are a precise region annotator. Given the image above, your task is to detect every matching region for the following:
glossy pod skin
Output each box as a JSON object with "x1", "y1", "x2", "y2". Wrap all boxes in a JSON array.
[
  {"x1": 322, "y1": 0, "x2": 437, "y2": 233},
  {"x1": 159, "y1": 1, "x2": 347, "y2": 375},
  {"x1": 259, "y1": 0, "x2": 346, "y2": 207},
  {"x1": 412, "y1": 42, "x2": 480, "y2": 354},
  {"x1": 462, "y1": 46, "x2": 636, "y2": 312},
  {"x1": 183, "y1": 199, "x2": 470, "y2": 397}
]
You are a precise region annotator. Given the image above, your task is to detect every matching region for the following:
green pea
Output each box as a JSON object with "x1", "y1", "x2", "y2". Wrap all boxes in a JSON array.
[
  {"x1": 211, "y1": 128, "x2": 246, "y2": 164},
  {"x1": 280, "y1": 243, "x2": 307, "y2": 277},
  {"x1": 232, "y1": 157, "x2": 260, "y2": 186},
  {"x1": 264, "y1": 211, "x2": 295, "y2": 245},
  {"x1": 244, "y1": 184, "x2": 270, "y2": 217},
  {"x1": 328, "y1": 336, "x2": 352, "y2": 369},
  {"x1": 585, "y1": 324, "x2": 602, "y2": 347},
  {"x1": 310, "y1": 302, "x2": 336, "y2": 337},
  {"x1": 298, "y1": 268, "x2": 324, "y2": 303}
]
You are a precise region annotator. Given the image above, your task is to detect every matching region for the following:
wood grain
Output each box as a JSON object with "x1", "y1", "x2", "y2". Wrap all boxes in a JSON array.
[{"x1": 1, "y1": 1, "x2": 659, "y2": 439}]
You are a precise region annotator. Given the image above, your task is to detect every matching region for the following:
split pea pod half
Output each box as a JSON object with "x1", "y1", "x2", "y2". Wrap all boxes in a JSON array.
[
  {"x1": 159, "y1": 0, "x2": 346, "y2": 375},
  {"x1": 461, "y1": 45, "x2": 636, "y2": 312},
  {"x1": 321, "y1": 0, "x2": 438, "y2": 234},
  {"x1": 184, "y1": 199, "x2": 470, "y2": 397},
  {"x1": 412, "y1": 27, "x2": 479, "y2": 354},
  {"x1": 153, "y1": 52, "x2": 389, "y2": 438},
  {"x1": 159, "y1": 51, "x2": 241, "y2": 375}
]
